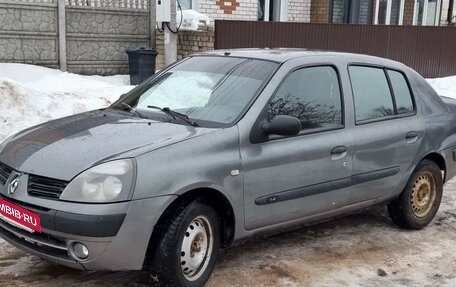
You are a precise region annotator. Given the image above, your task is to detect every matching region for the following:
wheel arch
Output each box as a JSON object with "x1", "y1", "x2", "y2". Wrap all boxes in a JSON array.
[
  {"x1": 421, "y1": 152, "x2": 446, "y2": 181},
  {"x1": 143, "y1": 187, "x2": 236, "y2": 268}
]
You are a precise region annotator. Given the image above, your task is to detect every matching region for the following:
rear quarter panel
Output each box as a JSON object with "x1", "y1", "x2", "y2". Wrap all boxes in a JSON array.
[{"x1": 408, "y1": 69, "x2": 456, "y2": 182}]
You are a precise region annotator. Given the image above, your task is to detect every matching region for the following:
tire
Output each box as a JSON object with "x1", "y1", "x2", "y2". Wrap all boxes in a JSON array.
[
  {"x1": 388, "y1": 159, "x2": 443, "y2": 230},
  {"x1": 150, "y1": 200, "x2": 220, "y2": 287}
]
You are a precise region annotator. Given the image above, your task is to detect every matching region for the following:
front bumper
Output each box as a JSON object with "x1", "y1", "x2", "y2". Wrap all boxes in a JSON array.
[{"x1": 0, "y1": 194, "x2": 176, "y2": 271}]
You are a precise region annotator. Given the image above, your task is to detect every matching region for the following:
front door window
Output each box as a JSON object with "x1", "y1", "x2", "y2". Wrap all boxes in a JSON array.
[{"x1": 267, "y1": 66, "x2": 343, "y2": 130}]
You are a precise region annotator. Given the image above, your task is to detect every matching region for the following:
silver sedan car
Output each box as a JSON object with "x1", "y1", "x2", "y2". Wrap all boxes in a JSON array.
[{"x1": 1, "y1": 49, "x2": 456, "y2": 287}]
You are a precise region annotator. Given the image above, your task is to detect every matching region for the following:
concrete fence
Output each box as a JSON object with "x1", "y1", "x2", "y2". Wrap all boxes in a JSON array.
[
  {"x1": 0, "y1": 0, "x2": 215, "y2": 75},
  {"x1": 0, "y1": 1, "x2": 59, "y2": 68},
  {"x1": 66, "y1": 0, "x2": 149, "y2": 9}
]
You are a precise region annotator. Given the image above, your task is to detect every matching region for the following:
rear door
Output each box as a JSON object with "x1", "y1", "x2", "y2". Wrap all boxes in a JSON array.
[{"x1": 347, "y1": 66, "x2": 424, "y2": 204}]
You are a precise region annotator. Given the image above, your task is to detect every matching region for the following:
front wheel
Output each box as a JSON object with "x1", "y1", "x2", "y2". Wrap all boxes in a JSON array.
[
  {"x1": 150, "y1": 200, "x2": 220, "y2": 287},
  {"x1": 388, "y1": 160, "x2": 443, "y2": 229}
]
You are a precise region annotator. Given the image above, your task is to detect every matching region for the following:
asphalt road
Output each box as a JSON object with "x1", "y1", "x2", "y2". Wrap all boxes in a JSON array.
[{"x1": 1, "y1": 179, "x2": 456, "y2": 287}]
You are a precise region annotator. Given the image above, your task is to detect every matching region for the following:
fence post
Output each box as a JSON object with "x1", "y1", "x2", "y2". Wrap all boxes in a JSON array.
[
  {"x1": 57, "y1": 0, "x2": 67, "y2": 72},
  {"x1": 164, "y1": 0, "x2": 177, "y2": 66},
  {"x1": 150, "y1": 0, "x2": 156, "y2": 48}
]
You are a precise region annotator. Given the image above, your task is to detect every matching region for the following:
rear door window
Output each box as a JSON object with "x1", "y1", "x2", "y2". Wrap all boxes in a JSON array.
[
  {"x1": 349, "y1": 66, "x2": 394, "y2": 122},
  {"x1": 387, "y1": 70, "x2": 414, "y2": 115}
]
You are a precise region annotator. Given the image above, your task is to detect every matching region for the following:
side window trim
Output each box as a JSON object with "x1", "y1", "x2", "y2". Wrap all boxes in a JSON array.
[
  {"x1": 250, "y1": 64, "x2": 345, "y2": 144},
  {"x1": 347, "y1": 63, "x2": 417, "y2": 126},
  {"x1": 384, "y1": 68, "x2": 398, "y2": 114}
]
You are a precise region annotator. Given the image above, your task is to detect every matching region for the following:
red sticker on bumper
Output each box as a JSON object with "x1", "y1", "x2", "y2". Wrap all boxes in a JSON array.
[{"x1": 0, "y1": 199, "x2": 41, "y2": 233}]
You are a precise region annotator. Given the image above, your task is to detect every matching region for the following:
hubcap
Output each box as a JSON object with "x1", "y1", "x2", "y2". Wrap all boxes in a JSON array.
[
  {"x1": 180, "y1": 215, "x2": 213, "y2": 281},
  {"x1": 410, "y1": 171, "x2": 436, "y2": 218}
]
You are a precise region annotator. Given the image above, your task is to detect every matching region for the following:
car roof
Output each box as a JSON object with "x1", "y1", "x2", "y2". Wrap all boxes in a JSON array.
[{"x1": 197, "y1": 48, "x2": 406, "y2": 68}]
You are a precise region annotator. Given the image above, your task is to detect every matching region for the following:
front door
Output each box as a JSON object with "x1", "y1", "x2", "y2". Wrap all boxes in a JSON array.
[{"x1": 241, "y1": 65, "x2": 352, "y2": 230}]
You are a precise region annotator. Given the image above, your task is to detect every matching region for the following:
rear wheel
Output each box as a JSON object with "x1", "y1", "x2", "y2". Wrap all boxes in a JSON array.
[
  {"x1": 150, "y1": 200, "x2": 220, "y2": 287},
  {"x1": 388, "y1": 160, "x2": 443, "y2": 229}
]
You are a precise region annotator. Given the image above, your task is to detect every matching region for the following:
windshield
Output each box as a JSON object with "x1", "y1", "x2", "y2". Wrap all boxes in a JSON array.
[{"x1": 113, "y1": 56, "x2": 278, "y2": 127}]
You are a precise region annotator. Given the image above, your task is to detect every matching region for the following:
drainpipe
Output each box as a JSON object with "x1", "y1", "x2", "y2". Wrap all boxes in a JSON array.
[{"x1": 448, "y1": 0, "x2": 455, "y2": 25}]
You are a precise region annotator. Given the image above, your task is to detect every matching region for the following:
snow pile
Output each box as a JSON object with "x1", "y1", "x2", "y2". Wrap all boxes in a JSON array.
[
  {"x1": 427, "y1": 76, "x2": 456, "y2": 99},
  {"x1": 177, "y1": 9, "x2": 211, "y2": 31},
  {"x1": 0, "y1": 63, "x2": 134, "y2": 141}
]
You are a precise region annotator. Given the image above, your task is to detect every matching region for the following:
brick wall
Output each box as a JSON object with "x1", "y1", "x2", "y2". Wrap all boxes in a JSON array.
[
  {"x1": 288, "y1": 0, "x2": 311, "y2": 22},
  {"x1": 403, "y1": 0, "x2": 414, "y2": 25},
  {"x1": 177, "y1": 26, "x2": 215, "y2": 60},
  {"x1": 155, "y1": 26, "x2": 215, "y2": 70},
  {"x1": 198, "y1": 0, "x2": 257, "y2": 21},
  {"x1": 311, "y1": 0, "x2": 330, "y2": 22}
]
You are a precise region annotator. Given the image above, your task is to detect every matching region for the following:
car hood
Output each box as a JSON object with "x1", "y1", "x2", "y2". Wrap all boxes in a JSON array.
[{"x1": 0, "y1": 109, "x2": 216, "y2": 180}]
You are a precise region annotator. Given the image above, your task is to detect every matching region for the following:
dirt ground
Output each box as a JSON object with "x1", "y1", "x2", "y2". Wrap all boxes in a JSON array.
[{"x1": 2, "y1": 179, "x2": 456, "y2": 287}]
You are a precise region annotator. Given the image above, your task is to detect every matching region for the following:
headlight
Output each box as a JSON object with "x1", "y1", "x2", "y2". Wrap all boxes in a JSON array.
[{"x1": 59, "y1": 159, "x2": 135, "y2": 203}]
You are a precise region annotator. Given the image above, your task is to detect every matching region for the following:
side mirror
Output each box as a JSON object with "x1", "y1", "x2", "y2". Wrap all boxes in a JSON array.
[{"x1": 261, "y1": 115, "x2": 301, "y2": 136}]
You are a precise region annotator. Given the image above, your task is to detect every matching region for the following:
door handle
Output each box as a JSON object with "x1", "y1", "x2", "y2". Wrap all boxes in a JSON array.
[
  {"x1": 406, "y1": 131, "x2": 418, "y2": 139},
  {"x1": 406, "y1": 131, "x2": 418, "y2": 143},
  {"x1": 331, "y1": 146, "x2": 347, "y2": 155},
  {"x1": 331, "y1": 146, "x2": 347, "y2": 160}
]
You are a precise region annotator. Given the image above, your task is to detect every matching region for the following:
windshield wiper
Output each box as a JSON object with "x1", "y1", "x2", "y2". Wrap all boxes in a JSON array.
[
  {"x1": 121, "y1": 102, "x2": 148, "y2": 119},
  {"x1": 147, "y1": 105, "x2": 199, "y2": 127}
]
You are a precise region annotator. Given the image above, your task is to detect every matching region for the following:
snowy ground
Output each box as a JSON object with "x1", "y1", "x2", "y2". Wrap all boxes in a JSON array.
[{"x1": 0, "y1": 64, "x2": 456, "y2": 287}]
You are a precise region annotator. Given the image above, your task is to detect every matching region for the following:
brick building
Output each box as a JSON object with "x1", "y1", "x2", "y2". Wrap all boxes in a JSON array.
[
  {"x1": 179, "y1": 0, "x2": 311, "y2": 22},
  {"x1": 179, "y1": 0, "x2": 454, "y2": 26},
  {"x1": 311, "y1": 0, "x2": 454, "y2": 25}
]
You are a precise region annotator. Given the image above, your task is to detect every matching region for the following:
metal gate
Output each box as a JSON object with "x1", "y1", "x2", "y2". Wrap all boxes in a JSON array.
[{"x1": 215, "y1": 20, "x2": 456, "y2": 78}]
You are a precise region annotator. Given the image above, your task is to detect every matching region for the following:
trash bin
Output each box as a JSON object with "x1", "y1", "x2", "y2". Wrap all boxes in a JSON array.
[{"x1": 126, "y1": 47, "x2": 158, "y2": 85}]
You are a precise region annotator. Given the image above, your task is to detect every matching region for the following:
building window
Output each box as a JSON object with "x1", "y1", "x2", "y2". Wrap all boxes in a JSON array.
[
  {"x1": 179, "y1": 0, "x2": 198, "y2": 10},
  {"x1": 375, "y1": 0, "x2": 405, "y2": 24},
  {"x1": 258, "y1": 0, "x2": 288, "y2": 21},
  {"x1": 331, "y1": 0, "x2": 372, "y2": 24},
  {"x1": 413, "y1": 0, "x2": 442, "y2": 25}
]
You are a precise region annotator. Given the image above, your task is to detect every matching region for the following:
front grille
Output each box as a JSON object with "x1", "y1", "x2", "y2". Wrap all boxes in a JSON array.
[
  {"x1": 0, "y1": 218, "x2": 71, "y2": 261},
  {"x1": 0, "y1": 161, "x2": 13, "y2": 186},
  {"x1": 28, "y1": 175, "x2": 69, "y2": 199},
  {"x1": 0, "y1": 194, "x2": 51, "y2": 212}
]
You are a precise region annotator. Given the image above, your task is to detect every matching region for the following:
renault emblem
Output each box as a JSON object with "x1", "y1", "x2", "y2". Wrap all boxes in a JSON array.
[{"x1": 8, "y1": 175, "x2": 20, "y2": 195}]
